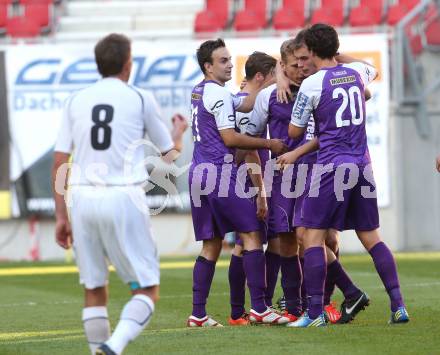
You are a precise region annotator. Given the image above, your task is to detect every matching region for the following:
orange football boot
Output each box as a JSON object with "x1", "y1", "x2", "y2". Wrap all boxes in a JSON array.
[
  {"x1": 282, "y1": 311, "x2": 300, "y2": 322},
  {"x1": 324, "y1": 301, "x2": 342, "y2": 324},
  {"x1": 228, "y1": 312, "x2": 250, "y2": 326}
]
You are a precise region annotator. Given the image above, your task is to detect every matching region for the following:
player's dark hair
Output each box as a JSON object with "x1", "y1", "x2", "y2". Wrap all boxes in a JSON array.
[
  {"x1": 304, "y1": 23, "x2": 339, "y2": 59},
  {"x1": 197, "y1": 38, "x2": 226, "y2": 75},
  {"x1": 95, "y1": 33, "x2": 131, "y2": 77},
  {"x1": 245, "y1": 51, "x2": 277, "y2": 80},
  {"x1": 293, "y1": 29, "x2": 307, "y2": 49}
]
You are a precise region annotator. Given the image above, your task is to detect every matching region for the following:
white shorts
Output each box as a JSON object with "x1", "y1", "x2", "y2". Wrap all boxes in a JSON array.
[{"x1": 69, "y1": 186, "x2": 159, "y2": 289}]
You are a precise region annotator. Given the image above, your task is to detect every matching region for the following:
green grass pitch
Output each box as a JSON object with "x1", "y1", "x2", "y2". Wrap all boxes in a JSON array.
[{"x1": 0, "y1": 253, "x2": 439, "y2": 354}]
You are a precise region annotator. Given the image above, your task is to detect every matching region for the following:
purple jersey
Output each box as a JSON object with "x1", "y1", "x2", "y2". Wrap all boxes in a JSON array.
[
  {"x1": 297, "y1": 113, "x2": 317, "y2": 164},
  {"x1": 291, "y1": 63, "x2": 377, "y2": 165},
  {"x1": 247, "y1": 84, "x2": 316, "y2": 162},
  {"x1": 190, "y1": 80, "x2": 243, "y2": 165},
  {"x1": 189, "y1": 80, "x2": 263, "y2": 241}
]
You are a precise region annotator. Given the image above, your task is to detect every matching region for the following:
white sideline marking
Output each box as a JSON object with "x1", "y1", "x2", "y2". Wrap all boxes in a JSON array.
[
  {"x1": 0, "y1": 292, "x2": 230, "y2": 308},
  {"x1": 0, "y1": 325, "x2": 223, "y2": 345}
]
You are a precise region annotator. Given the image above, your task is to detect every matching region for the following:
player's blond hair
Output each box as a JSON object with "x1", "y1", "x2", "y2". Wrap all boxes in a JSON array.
[{"x1": 280, "y1": 29, "x2": 307, "y2": 63}]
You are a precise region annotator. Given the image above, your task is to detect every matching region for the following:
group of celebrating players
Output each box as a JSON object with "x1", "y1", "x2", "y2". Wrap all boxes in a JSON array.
[
  {"x1": 187, "y1": 24, "x2": 410, "y2": 328},
  {"x1": 53, "y1": 23, "x2": 410, "y2": 355}
]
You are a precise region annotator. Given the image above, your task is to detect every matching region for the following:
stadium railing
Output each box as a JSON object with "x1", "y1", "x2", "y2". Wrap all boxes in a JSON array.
[{"x1": 392, "y1": 0, "x2": 440, "y2": 138}]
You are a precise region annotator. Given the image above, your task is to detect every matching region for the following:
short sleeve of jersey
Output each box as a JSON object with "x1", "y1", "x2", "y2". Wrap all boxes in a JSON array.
[
  {"x1": 235, "y1": 111, "x2": 251, "y2": 134},
  {"x1": 231, "y1": 93, "x2": 244, "y2": 110},
  {"x1": 234, "y1": 93, "x2": 249, "y2": 133},
  {"x1": 54, "y1": 96, "x2": 74, "y2": 153},
  {"x1": 344, "y1": 62, "x2": 377, "y2": 87},
  {"x1": 246, "y1": 88, "x2": 271, "y2": 137},
  {"x1": 142, "y1": 91, "x2": 174, "y2": 153},
  {"x1": 290, "y1": 76, "x2": 320, "y2": 128},
  {"x1": 204, "y1": 83, "x2": 237, "y2": 130}
]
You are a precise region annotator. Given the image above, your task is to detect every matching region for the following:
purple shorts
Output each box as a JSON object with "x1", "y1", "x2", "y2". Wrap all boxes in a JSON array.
[
  {"x1": 300, "y1": 163, "x2": 380, "y2": 231},
  {"x1": 235, "y1": 198, "x2": 270, "y2": 247},
  {"x1": 293, "y1": 163, "x2": 314, "y2": 228},
  {"x1": 189, "y1": 163, "x2": 262, "y2": 241},
  {"x1": 235, "y1": 216, "x2": 269, "y2": 246},
  {"x1": 265, "y1": 196, "x2": 276, "y2": 240},
  {"x1": 267, "y1": 171, "x2": 296, "y2": 234},
  {"x1": 232, "y1": 167, "x2": 271, "y2": 246}
]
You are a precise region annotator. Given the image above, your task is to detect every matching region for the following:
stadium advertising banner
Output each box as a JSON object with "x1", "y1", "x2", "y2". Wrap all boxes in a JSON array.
[
  {"x1": 4, "y1": 34, "x2": 389, "y2": 217},
  {"x1": 0, "y1": 50, "x2": 11, "y2": 220}
]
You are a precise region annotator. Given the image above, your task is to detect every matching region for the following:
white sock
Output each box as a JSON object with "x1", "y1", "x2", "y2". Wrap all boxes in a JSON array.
[
  {"x1": 82, "y1": 306, "x2": 111, "y2": 355},
  {"x1": 105, "y1": 294, "x2": 155, "y2": 355}
]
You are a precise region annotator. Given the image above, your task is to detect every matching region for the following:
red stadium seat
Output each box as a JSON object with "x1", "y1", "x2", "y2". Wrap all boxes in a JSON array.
[
  {"x1": 349, "y1": 0, "x2": 383, "y2": 27},
  {"x1": 0, "y1": 5, "x2": 7, "y2": 29},
  {"x1": 6, "y1": 16, "x2": 40, "y2": 37},
  {"x1": 425, "y1": 7, "x2": 440, "y2": 47},
  {"x1": 194, "y1": 0, "x2": 228, "y2": 32},
  {"x1": 423, "y1": 4, "x2": 440, "y2": 46},
  {"x1": 387, "y1": 0, "x2": 419, "y2": 26},
  {"x1": 311, "y1": 0, "x2": 345, "y2": 27},
  {"x1": 20, "y1": 0, "x2": 53, "y2": 3},
  {"x1": 273, "y1": 0, "x2": 305, "y2": 30},
  {"x1": 233, "y1": 0, "x2": 267, "y2": 31},
  {"x1": 426, "y1": 19, "x2": 440, "y2": 45},
  {"x1": 24, "y1": 3, "x2": 51, "y2": 27}
]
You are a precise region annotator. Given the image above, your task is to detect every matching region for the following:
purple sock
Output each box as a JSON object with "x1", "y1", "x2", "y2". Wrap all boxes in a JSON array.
[
  {"x1": 327, "y1": 260, "x2": 361, "y2": 300},
  {"x1": 280, "y1": 255, "x2": 302, "y2": 317},
  {"x1": 229, "y1": 254, "x2": 246, "y2": 319},
  {"x1": 299, "y1": 257, "x2": 307, "y2": 312},
  {"x1": 324, "y1": 250, "x2": 339, "y2": 305},
  {"x1": 369, "y1": 242, "x2": 404, "y2": 312},
  {"x1": 243, "y1": 249, "x2": 267, "y2": 313},
  {"x1": 264, "y1": 250, "x2": 280, "y2": 307},
  {"x1": 192, "y1": 256, "x2": 216, "y2": 318},
  {"x1": 304, "y1": 247, "x2": 326, "y2": 319}
]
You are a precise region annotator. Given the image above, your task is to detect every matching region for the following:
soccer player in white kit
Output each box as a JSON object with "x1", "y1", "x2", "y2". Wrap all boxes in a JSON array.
[{"x1": 52, "y1": 33, "x2": 187, "y2": 355}]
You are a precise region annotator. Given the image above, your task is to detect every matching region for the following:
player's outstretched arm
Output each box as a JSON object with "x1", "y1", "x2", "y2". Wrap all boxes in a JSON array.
[
  {"x1": 365, "y1": 88, "x2": 372, "y2": 101},
  {"x1": 235, "y1": 149, "x2": 248, "y2": 165},
  {"x1": 275, "y1": 60, "x2": 292, "y2": 104},
  {"x1": 52, "y1": 152, "x2": 72, "y2": 249},
  {"x1": 237, "y1": 76, "x2": 275, "y2": 113},
  {"x1": 161, "y1": 114, "x2": 189, "y2": 163},
  {"x1": 277, "y1": 137, "x2": 319, "y2": 169},
  {"x1": 335, "y1": 53, "x2": 376, "y2": 68},
  {"x1": 288, "y1": 122, "x2": 306, "y2": 140},
  {"x1": 171, "y1": 114, "x2": 188, "y2": 153},
  {"x1": 436, "y1": 155, "x2": 440, "y2": 172},
  {"x1": 219, "y1": 128, "x2": 287, "y2": 155},
  {"x1": 244, "y1": 150, "x2": 267, "y2": 220},
  {"x1": 143, "y1": 90, "x2": 188, "y2": 163}
]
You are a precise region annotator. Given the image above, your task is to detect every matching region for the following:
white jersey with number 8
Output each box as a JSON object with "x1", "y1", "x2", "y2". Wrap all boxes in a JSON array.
[{"x1": 55, "y1": 77, "x2": 174, "y2": 186}]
